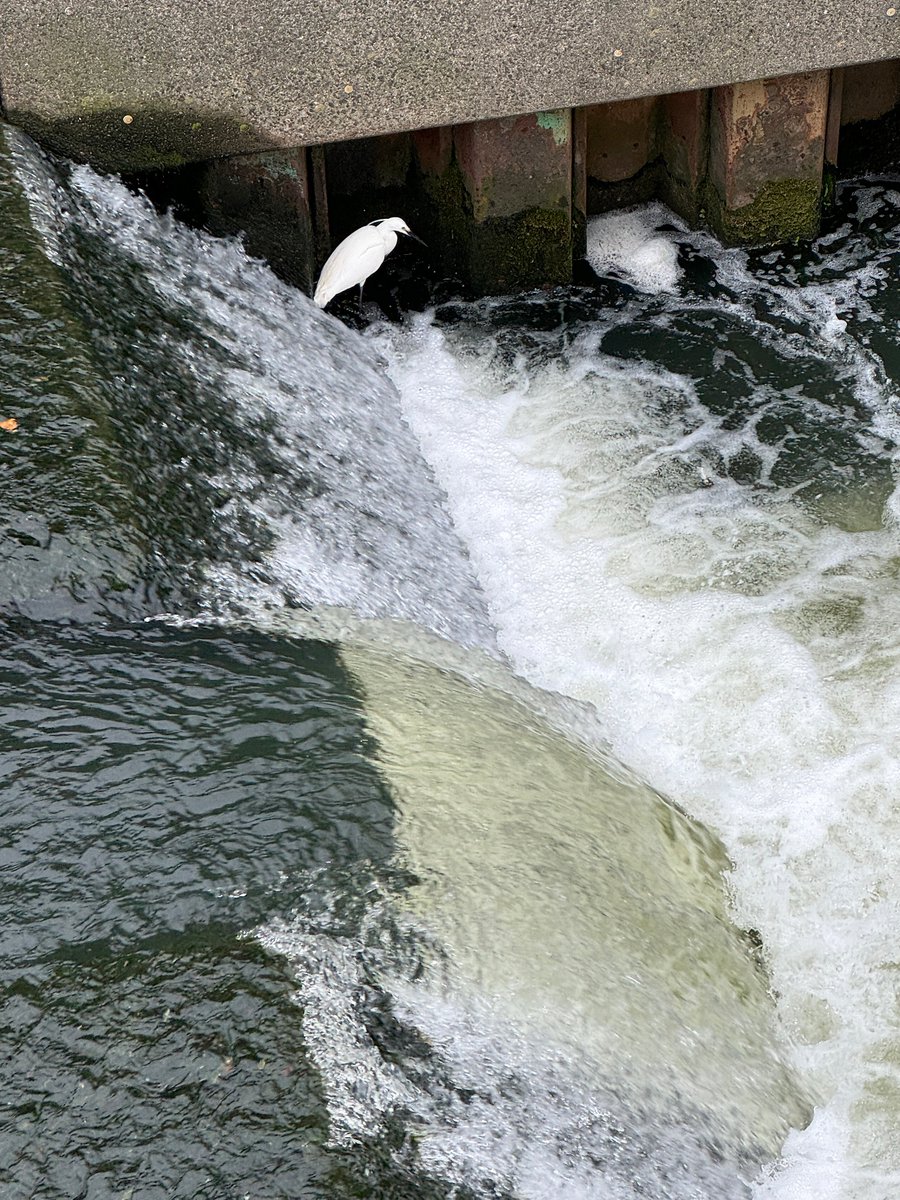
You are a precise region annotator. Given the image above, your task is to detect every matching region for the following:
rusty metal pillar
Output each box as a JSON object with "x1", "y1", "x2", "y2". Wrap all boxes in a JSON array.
[
  {"x1": 446, "y1": 111, "x2": 576, "y2": 294},
  {"x1": 658, "y1": 89, "x2": 709, "y2": 224},
  {"x1": 197, "y1": 148, "x2": 315, "y2": 292},
  {"x1": 584, "y1": 98, "x2": 660, "y2": 212},
  {"x1": 705, "y1": 72, "x2": 831, "y2": 244}
]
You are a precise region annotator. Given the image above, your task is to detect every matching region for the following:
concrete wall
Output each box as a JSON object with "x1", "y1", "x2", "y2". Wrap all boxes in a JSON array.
[
  {"x1": 1, "y1": 1, "x2": 899, "y2": 170},
  {"x1": 118, "y1": 63, "x2": 899, "y2": 302}
]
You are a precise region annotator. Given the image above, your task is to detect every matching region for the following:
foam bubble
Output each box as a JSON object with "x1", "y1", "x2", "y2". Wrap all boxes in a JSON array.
[{"x1": 586, "y1": 204, "x2": 684, "y2": 294}]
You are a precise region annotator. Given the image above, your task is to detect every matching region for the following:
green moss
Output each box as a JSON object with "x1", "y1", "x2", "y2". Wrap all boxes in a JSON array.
[
  {"x1": 130, "y1": 145, "x2": 189, "y2": 170},
  {"x1": 417, "y1": 148, "x2": 573, "y2": 295},
  {"x1": 468, "y1": 206, "x2": 572, "y2": 294},
  {"x1": 536, "y1": 110, "x2": 570, "y2": 147},
  {"x1": 419, "y1": 153, "x2": 471, "y2": 276},
  {"x1": 706, "y1": 176, "x2": 823, "y2": 246}
]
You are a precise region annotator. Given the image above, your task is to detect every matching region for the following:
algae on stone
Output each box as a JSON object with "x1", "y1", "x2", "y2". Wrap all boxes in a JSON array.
[{"x1": 706, "y1": 175, "x2": 822, "y2": 245}]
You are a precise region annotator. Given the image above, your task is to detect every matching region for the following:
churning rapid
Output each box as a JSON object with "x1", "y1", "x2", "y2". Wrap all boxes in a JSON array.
[
  {"x1": 371, "y1": 198, "x2": 900, "y2": 1199},
  {"x1": 2, "y1": 122, "x2": 899, "y2": 1199}
]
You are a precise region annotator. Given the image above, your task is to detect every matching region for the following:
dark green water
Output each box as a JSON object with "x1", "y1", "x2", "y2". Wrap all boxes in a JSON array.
[
  {"x1": 0, "y1": 621, "x2": 401, "y2": 1199},
  {"x1": 6, "y1": 122, "x2": 898, "y2": 1199},
  {"x1": 0, "y1": 125, "x2": 490, "y2": 1198}
]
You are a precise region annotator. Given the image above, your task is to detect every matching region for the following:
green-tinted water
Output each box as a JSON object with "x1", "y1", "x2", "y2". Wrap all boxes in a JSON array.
[
  {"x1": 7, "y1": 122, "x2": 900, "y2": 1199},
  {"x1": 0, "y1": 622, "x2": 386, "y2": 1197}
]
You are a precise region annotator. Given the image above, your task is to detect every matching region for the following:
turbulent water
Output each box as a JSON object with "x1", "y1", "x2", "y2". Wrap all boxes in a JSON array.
[
  {"x1": 2, "y1": 125, "x2": 493, "y2": 647},
  {"x1": 2, "y1": 122, "x2": 900, "y2": 1198},
  {"x1": 372, "y1": 196, "x2": 900, "y2": 1198}
]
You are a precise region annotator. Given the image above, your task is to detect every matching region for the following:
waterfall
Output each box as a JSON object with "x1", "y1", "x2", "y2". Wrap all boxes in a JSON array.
[{"x1": 0, "y1": 125, "x2": 827, "y2": 1200}]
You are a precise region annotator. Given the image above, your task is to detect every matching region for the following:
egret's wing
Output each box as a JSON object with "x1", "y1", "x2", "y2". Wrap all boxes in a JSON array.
[{"x1": 314, "y1": 225, "x2": 386, "y2": 307}]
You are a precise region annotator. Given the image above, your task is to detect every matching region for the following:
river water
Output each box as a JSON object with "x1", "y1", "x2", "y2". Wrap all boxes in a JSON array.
[{"x1": 2, "y1": 124, "x2": 899, "y2": 1198}]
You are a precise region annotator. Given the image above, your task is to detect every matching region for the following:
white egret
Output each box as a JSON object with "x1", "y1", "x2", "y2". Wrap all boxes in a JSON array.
[{"x1": 313, "y1": 217, "x2": 424, "y2": 308}]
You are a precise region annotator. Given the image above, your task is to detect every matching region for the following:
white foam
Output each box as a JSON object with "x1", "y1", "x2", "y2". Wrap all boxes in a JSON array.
[
  {"x1": 586, "y1": 203, "x2": 684, "y2": 294},
  {"x1": 15, "y1": 148, "x2": 494, "y2": 651},
  {"x1": 375, "y1": 213, "x2": 900, "y2": 1198},
  {"x1": 262, "y1": 909, "x2": 756, "y2": 1200},
  {"x1": 258, "y1": 911, "x2": 418, "y2": 1146}
]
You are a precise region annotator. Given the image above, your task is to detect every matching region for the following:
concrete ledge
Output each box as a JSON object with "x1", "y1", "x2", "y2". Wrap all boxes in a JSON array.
[
  {"x1": 2, "y1": 1, "x2": 900, "y2": 170},
  {"x1": 706, "y1": 73, "x2": 830, "y2": 243}
]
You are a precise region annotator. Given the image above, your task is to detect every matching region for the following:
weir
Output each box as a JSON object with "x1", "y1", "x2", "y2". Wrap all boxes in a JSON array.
[
  {"x1": 0, "y1": 126, "x2": 821, "y2": 1197},
  {"x1": 2, "y1": 4, "x2": 899, "y2": 293},
  {"x1": 5, "y1": 49, "x2": 900, "y2": 1198}
]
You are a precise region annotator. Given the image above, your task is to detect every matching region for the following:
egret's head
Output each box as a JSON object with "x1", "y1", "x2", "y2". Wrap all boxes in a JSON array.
[
  {"x1": 372, "y1": 217, "x2": 425, "y2": 247},
  {"x1": 374, "y1": 217, "x2": 413, "y2": 236}
]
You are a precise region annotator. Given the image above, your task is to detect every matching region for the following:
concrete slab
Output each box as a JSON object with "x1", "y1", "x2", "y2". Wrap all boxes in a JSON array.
[
  {"x1": 1, "y1": 1, "x2": 898, "y2": 171},
  {"x1": 196, "y1": 149, "x2": 315, "y2": 291},
  {"x1": 706, "y1": 72, "x2": 830, "y2": 243}
]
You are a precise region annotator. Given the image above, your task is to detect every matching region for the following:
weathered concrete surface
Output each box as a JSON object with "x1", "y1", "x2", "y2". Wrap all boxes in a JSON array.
[
  {"x1": 1, "y1": 1, "x2": 899, "y2": 170},
  {"x1": 457, "y1": 111, "x2": 575, "y2": 292},
  {"x1": 324, "y1": 132, "x2": 413, "y2": 243},
  {"x1": 841, "y1": 59, "x2": 900, "y2": 124},
  {"x1": 582, "y1": 89, "x2": 712, "y2": 224},
  {"x1": 586, "y1": 98, "x2": 658, "y2": 185},
  {"x1": 705, "y1": 72, "x2": 831, "y2": 244},
  {"x1": 194, "y1": 149, "x2": 316, "y2": 292},
  {"x1": 581, "y1": 77, "x2": 837, "y2": 240},
  {"x1": 421, "y1": 112, "x2": 578, "y2": 294},
  {"x1": 825, "y1": 68, "x2": 844, "y2": 175},
  {"x1": 658, "y1": 90, "x2": 710, "y2": 223},
  {"x1": 572, "y1": 106, "x2": 588, "y2": 256}
]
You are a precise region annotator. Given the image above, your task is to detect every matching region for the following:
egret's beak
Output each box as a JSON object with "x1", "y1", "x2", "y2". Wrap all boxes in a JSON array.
[{"x1": 405, "y1": 231, "x2": 427, "y2": 248}]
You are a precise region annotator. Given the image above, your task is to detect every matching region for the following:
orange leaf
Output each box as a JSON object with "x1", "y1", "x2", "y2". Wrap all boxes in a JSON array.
[{"x1": 0, "y1": 418, "x2": 19, "y2": 432}]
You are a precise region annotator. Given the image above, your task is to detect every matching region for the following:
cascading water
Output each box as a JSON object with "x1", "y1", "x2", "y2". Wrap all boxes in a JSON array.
[
  {"x1": 3, "y1": 125, "x2": 494, "y2": 648},
  {"x1": 370, "y1": 195, "x2": 900, "y2": 1198},
  {"x1": 2, "y1": 121, "x2": 897, "y2": 1198}
]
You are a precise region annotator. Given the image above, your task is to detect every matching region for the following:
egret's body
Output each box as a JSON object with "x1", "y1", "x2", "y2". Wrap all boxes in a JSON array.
[{"x1": 313, "y1": 217, "x2": 421, "y2": 308}]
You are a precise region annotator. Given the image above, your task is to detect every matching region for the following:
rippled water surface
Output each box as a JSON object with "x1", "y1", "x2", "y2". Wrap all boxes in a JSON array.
[
  {"x1": 3, "y1": 122, "x2": 900, "y2": 1199},
  {"x1": 0, "y1": 623, "x2": 391, "y2": 1198}
]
